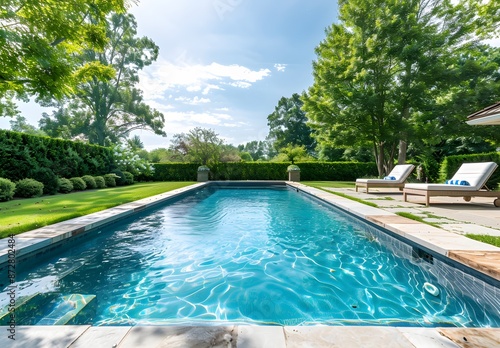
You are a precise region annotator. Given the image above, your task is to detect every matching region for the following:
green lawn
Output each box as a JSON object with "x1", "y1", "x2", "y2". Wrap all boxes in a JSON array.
[
  {"x1": 0, "y1": 182, "x2": 195, "y2": 238},
  {"x1": 302, "y1": 181, "x2": 355, "y2": 189}
]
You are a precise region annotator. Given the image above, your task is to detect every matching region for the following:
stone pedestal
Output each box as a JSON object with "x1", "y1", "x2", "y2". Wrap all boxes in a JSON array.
[
  {"x1": 288, "y1": 170, "x2": 300, "y2": 182},
  {"x1": 197, "y1": 171, "x2": 209, "y2": 182}
]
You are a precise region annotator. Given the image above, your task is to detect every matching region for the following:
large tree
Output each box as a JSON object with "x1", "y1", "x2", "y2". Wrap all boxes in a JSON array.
[
  {"x1": 0, "y1": 0, "x2": 131, "y2": 115},
  {"x1": 302, "y1": 0, "x2": 500, "y2": 177},
  {"x1": 267, "y1": 93, "x2": 316, "y2": 155},
  {"x1": 170, "y1": 128, "x2": 225, "y2": 165},
  {"x1": 39, "y1": 13, "x2": 165, "y2": 145}
]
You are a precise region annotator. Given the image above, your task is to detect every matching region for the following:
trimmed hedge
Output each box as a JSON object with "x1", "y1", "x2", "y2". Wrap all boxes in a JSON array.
[
  {"x1": 123, "y1": 171, "x2": 134, "y2": 185},
  {"x1": 82, "y1": 175, "x2": 97, "y2": 189},
  {"x1": 94, "y1": 176, "x2": 106, "y2": 188},
  {"x1": 31, "y1": 167, "x2": 59, "y2": 195},
  {"x1": 0, "y1": 178, "x2": 16, "y2": 201},
  {"x1": 58, "y1": 178, "x2": 74, "y2": 193},
  {"x1": 15, "y1": 178, "x2": 44, "y2": 198},
  {"x1": 150, "y1": 162, "x2": 378, "y2": 181},
  {"x1": 103, "y1": 173, "x2": 120, "y2": 187},
  {"x1": 439, "y1": 152, "x2": 500, "y2": 189},
  {"x1": 0, "y1": 129, "x2": 113, "y2": 182},
  {"x1": 69, "y1": 177, "x2": 87, "y2": 191}
]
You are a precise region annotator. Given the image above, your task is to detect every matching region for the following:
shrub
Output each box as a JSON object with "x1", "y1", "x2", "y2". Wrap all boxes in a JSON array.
[
  {"x1": 81, "y1": 175, "x2": 97, "y2": 189},
  {"x1": 58, "y1": 178, "x2": 74, "y2": 193},
  {"x1": 31, "y1": 167, "x2": 60, "y2": 195},
  {"x1": 111, "y1": 169, "x2": 125, "y2": 186},
  {"x1": 15, "y1": 178, "x2": 44, "y2": 198},
  {"x1": 94, "y1": 176, "x2": 106, "y2": 188},
  {"x1": 122, "y1": 171, "x2": 134, "y2": 185},
  {"x1": 0, "y1": 178, "x2": 16, "y2": 201},
  {"x1": 103, "y1": 173, "x2": 120, "y2": 187},
  {"x1": 69, "y1": 177, "x2": 87, "y2": 191}
]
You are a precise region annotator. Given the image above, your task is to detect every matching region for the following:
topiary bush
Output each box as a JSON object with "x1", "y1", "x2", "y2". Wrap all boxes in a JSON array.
[
  {"x1": 81, "y1": 175, "x2": 97, "y2": 189},
  {"x1": 58, "y1": 178, "x2": 74, "y2": 193},
  {"x1": 31, "y1": 167, "x2": 60, "y2": 195},
  {"x1": 0, "y1": 178, "x2": 16, "y2": 201},
  {"x1": 103, "y1": 173, "x2": 120, "y2": 187},
  {"x1": 94, "y1": 176, "x2": 106, "y2": 188},
  {"x1": 111, "y1": 169, "x2": 125, "y2": 186},
  {"x1": 15, "y1": 178, "x2": 44, "y2": 198},
  {"x1": 122, "y1": 171, "x2": 134, "y2": 185},
  {"x1": 69, "y1": 177, "x2": 87, "y2": 191}
]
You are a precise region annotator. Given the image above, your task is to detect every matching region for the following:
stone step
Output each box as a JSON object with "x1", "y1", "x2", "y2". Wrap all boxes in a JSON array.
[{"x1": 37, "y1": 294, "x2": 96, "y2": 325}]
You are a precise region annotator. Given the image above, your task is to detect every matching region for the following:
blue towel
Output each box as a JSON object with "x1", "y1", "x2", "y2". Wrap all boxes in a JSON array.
[
  {"x1": 445, "y1": 179, "x2": 470, "y2": 186},
  {"x1": 384, "y1": 176, "x2": 396, "y2": 180}
]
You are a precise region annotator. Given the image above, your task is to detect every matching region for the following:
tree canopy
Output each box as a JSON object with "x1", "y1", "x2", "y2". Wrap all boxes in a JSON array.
[
  {"x1": 39, "y1": 13, "x2": 165, "y2": 146},
  {"x1": 267, "y1": 93, "x2": 316, "y2": 155},
  {"x1": 0, "y1": 0, "x2": 132, "y2": 115},
  {"x1": 302, "y1": 0, "x2": 500, "y2": 177}
]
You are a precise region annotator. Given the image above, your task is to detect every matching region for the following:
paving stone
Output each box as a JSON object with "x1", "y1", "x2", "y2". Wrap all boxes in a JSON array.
[
  {"x1": 398, "y1": 328, "x2": 460, "y2": 348},
  {"x1": 0, "y1": 325, "x2": 89, "y2": 348},
  {"x1": 118, "y1": 326, "x2": 236, "y2": 348},
  {"x1": 284, "y1": 326, "x2": 414, "y2": 348},
  {"x1": 237, "y1": 326, "x2": 285, "y2": 348},
  {"x1": 70, "y1": 326, "x2": 131, "y2": 348},
  {"x1": 438, "y1": 328, "x2": 500, "y2": 348}
]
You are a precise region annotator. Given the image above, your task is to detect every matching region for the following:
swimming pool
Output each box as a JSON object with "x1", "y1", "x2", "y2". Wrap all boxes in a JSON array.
[{"x1": 2, "y1": 184, "x2": 500, "y2": 327}]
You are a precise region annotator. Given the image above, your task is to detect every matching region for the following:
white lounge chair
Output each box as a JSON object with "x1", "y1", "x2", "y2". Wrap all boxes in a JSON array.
[
  {"x1": 403, "y1": 162, "x2": 500, "y2": 206},
  {"x1": 355, "y1": 164, "x2": 415, "y2": 193}
]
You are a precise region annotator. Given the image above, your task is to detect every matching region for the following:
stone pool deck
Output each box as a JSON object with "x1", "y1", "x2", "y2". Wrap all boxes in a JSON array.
[{"x1": 0, "y1": 181, "x2": 499, "y2": 347}]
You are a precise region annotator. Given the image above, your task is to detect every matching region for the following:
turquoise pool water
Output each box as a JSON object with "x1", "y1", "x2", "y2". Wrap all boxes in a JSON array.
[{"x1": 7, "y1": 186, "x2": 500, "y2": 326}]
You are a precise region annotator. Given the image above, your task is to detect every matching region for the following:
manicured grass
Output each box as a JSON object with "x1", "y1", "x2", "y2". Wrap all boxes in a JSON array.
[
  {"x1": 395, "y1": 212, "x2": 440, "y2": 228},
  {"x1": 466, "y1": 234, "x2": 500, "y2": 248},
  {"x1": 302, "y1": 182, "x2": 378, "y2": 207},
  {"x1": 0, "y1": 182, "x2": 195, "y2": 238},
  {"x1": 302, "y1": 181, "x2": 355, "y2": 189}
]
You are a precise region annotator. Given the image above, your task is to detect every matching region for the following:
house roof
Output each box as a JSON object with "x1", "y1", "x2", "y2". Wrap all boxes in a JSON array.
[{"x1": 466, "y1": 102, "x2": 500, "y2": 125}]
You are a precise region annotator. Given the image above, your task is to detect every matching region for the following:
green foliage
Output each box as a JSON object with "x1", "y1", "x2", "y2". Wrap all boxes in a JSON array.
[
  {"x1": 279, "y1": 144, "x2": 308, "y2": 164},
  {"x1": 240, "y1": 152, "x2": 253, "y2": 162},
  {"x1": 81, "y1": 175, "x2": 97, "y2": 189},
  {"x1": 38, "y1": 13, "x2": 165, "y2": 145},
  {"x1": 0, "y1": 130, "x2": 113, "y2": 181},
  {"x1": 111, "y1": 169, "x2": 125, "y2": 186},
  {"x1": 58, "y1": 178, "x2": 74, "y2": 193},
  {"x1": 0, "y1": 0, "x2": 127, "y2": 113},
  {"x1": 111, "y1": 143, "x2": 154, "y2": 176},
  {"x1": 267, "y1": 93, "x2": 316, "y2": 154},
  {"x1": 152, "y1": 163, "x2": 199, "y2": 181},
  {"x1": 302, "y1": 0, "x2": 500, "y2": 177},
  {"x1": 69, "y1": 177, "x2": 87, "y2": 191},
  {"x1": 0, "y1": 178, "x2": 16, "y2": 201},
  {"x1": 15, "y1": 179, "x2": 44, "y2": 198},
  {"x1": 122, "y1": 171, "x2": 134, "y2": 185},
  {"x1": 31, "y1": 167, "x2": 59, "y2": 195},
  {"x1": 439, "y1": 152, "x2": 500, "y2": 188},
  {"x1": 151, "y1": 162, "x2": 377, "y2": 181},
  {"x1": 94, "y1": 176, "x2": 106, "y2": 189},
  {"x1": 103, "y1": 173, "x2": 120, "y2": 187}
]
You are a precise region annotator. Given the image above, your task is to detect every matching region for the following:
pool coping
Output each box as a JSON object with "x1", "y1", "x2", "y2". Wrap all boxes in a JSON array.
[{"x1": 0, "y1": 181, "x2": 499, "y2": 347}]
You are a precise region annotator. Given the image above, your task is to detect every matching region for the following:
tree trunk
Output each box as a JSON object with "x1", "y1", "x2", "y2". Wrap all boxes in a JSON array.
[
  {"x1": 398, "y1": 139, "x2": 407, "y2": 164},
  {"x1": 377, "y1": 141, "x2": 384, "y2": 178}
]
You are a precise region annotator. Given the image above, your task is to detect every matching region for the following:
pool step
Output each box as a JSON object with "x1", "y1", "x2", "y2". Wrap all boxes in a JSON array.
[
  {"x1": 37, "y1": 294, "x2": 96, "y2": 325},
  {"x1": 0, "y1": 292, "x2": 59, "y2": 325}
]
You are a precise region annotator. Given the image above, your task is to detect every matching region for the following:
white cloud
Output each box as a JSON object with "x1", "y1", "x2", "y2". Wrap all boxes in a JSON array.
[
  {"x1": 138, "y1": 59, "x2": 271, "y2": 101},
  {"x1": 164, "y1": 110, "x2": 235, "y2": 127},
  {"x1": 274, "y1": 63, "x2": 287, "y2": 72},
  {"x1": 174, "y1": 96, "x2": 211, "y2": 105}
]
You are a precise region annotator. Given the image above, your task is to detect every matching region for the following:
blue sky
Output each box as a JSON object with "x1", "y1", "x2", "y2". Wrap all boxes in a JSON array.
[
  {"x1": 130, "y1": 0, "x2": 339, "y2": 149},
  {"x1": 0, "y1": 0, "x2": 338, "y2": 150}
]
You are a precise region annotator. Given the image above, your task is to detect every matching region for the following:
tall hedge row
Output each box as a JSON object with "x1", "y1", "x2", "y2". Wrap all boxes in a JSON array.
[
  {"x1": 440, "y1": 152, "x2": 500, "y2": 189},
  {"x1": 0, "y1": 130, "x2": 114, "y2": 181},
  {"x1": 150, "y1": 162, "x2": 378, "y2": 181}
]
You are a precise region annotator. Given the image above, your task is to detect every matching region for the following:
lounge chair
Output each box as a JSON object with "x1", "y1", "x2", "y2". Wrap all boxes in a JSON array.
[
  {"x1": 355, "y1": 164, "x2": 415, "y2": 193},
  {"x1": 403, "y1": 162, "x2": 500, "y2": 206}
]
